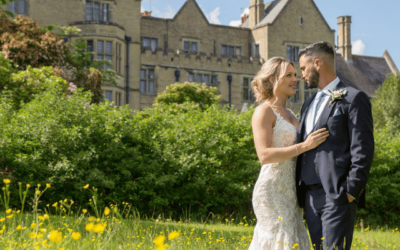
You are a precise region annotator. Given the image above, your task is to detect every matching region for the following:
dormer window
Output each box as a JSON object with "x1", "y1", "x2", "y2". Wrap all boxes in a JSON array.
[{"x1": 86, "y1": 1, "x2": 109, "y2": 22}]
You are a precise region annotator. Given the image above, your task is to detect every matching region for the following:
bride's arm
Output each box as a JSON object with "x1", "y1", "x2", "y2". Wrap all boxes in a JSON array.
[{"x1": 252, "y1": 105, "x2": 329, "y2": 165}]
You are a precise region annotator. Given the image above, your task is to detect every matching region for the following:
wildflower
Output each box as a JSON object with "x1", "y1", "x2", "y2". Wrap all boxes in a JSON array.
[
  {"x1": 292, "y1": 243, "x2": 299, "y2": 248},
  {"x1": 46, "y1": 183, "x2": 51, "y2": 188},
  {"x1": 52, "y1": 202, "x2": 58, "y2": 207},
  {"x1": 72, "y1": 232, "x2": 82, "y2": 240},
  {"x1": 29, "y1": 232, "x2": 37, "y2": 239},
  {"x1": 38, "y1": 216, "x2": 44, "y2": 220},
  {"x1": 104, "y1": 207, "x2": 110, "y2": 216},
  {"x1": 31, "y1": 223, "x2": 37, "y2": 229},
  {"x1": 36, "y1": 190, "x2": 41, "y2": 195},
  {"x1": 278, "y1": 217, "x2": 283, "y2": 221},
  {"x1": 6, "y1": 214, "x2": 13, "y2": 219},
  {"x1": 83, "y1": 184, "x2": 89, "y2": 189},
  {"x1": 16, "y1": 225, "x2": 22, "y2": 230},
  {"x1": 3, "y1": 179, "x2": 11, "y2": 184},
  {"x1": 44, "y1": 214, "x2": 49, "y2": 220},
  {"x1": 168, "y1": 231, "x2": 180, "y2": 240},
  {"x1": 37, "y1": 184, "x2": 41, "y2": 188},
  {"x1": 0, "y1": 218, "x2": 4, "y2": 222},
  {"x1": 93, "y1": 223, "x2": 106, "y2": 233},
  {"x1": 48, "y1": 230, "x2": 63, "y2": 243},
  {"x1": 88, "y1": 216, "x2": 95, "y2": 222},
  {"x1": 321, "y1": 237, "x2": 325, "y2": 240},
  {"x1": 27, "y1": 184, "x2": 31, "y2": 188},
  {"x1": 85, "y1": 222, "x2": 94, "y2": 232},
  {"x1": 82, "y1": 209, "x2": 87, "y2": 214},
  {"x1": 6, "y1": 209, "x2": 12, "y2": 214},
  {"x1": 153, "y1": 235, "x2": 166, "y2": 246}
]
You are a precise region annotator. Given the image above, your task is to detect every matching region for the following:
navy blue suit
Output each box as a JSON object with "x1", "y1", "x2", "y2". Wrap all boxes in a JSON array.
[{"x1": 296, "y1": 81, "x2": 374, "y2": 249}]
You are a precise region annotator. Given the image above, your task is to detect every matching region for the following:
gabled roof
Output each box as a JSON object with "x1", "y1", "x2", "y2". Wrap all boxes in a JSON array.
[
  {"x1": 336, "y1": 54, "x2": 393, "y2": 97},
  {"x1": 171, "y1": 0, "x2": 209, "y2": 24},
  {"x1": 254, "y1": 0, "x2": 333, "y2": 31}
]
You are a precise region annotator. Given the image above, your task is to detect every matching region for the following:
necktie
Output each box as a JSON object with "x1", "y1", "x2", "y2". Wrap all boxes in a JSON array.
[{"x1": 311, "y1": 91, "x2": 326, "y2": 128}]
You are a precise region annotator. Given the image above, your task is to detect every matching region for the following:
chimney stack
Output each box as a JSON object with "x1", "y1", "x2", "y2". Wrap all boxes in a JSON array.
[
  {"x1": 337, "y1": 16, "x2": 352, "y2": 61},
  {"x1": 141, "y1": 11, "x2": 152, "y2": 17},
  {"x1": 249, "y1": 0, "x2": 264, "y2": 28}
]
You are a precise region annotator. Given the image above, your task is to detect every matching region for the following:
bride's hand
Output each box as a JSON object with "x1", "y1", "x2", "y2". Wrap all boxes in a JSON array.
[{"x1": 304, "y1": 128, "x2": 329, "y2": 151}]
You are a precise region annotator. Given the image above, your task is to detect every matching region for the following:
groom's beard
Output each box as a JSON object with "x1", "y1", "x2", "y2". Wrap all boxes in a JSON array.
[{"x1": 308, "y1": 67, "x2": 320, "y2": 89}]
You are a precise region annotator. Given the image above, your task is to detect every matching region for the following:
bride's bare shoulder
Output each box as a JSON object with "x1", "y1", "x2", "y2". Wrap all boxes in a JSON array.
[{"x1": 253, "y1": 103, "x2": 277, "y2": 123}]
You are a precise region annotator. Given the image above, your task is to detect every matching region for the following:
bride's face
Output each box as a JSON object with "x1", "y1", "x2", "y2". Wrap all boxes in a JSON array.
[{"x1": 276, "y1": 63, "x2": 298, "y2": 97}]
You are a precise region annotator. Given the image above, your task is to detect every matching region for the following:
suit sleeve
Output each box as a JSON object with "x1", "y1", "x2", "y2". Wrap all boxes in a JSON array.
[{"x1": 346, "y1": 91, "x2": 374, "y2": 200}]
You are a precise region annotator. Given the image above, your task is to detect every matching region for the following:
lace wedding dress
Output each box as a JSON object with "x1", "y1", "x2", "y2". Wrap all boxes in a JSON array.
[{"x1": 249, "y1": 107, "x2": 310, "y2": 250}]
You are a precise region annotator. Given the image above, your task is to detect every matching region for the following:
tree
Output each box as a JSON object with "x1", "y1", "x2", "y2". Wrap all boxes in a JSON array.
[
  {"x1": 372, "y1": 74, "x2": 400, "y2": 134},
  {"x1": 154, "y1": 82, "x2": 221, "y2": 112}
]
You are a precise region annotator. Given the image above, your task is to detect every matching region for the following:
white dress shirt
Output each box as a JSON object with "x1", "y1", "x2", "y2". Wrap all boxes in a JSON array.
[{"x1": 305, "y1": 77, "x2": 340, "y2": 135}]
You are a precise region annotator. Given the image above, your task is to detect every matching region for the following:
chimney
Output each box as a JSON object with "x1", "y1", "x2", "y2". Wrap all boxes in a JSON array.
[
  {"x1": 249, "y1": 0, "x2": 264, "y2": 28},
  {"x1": 241, "y1": 15, "x2": 247, "y2": 25},
  {"x1": 337, "y1": 16, "x2": 352, "y2": 61},
  {"x1": 141, "y1": 11, "x2": 152, "y2": 17}
]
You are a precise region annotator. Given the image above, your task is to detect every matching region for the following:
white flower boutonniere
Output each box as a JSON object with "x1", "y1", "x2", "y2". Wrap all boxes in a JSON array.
[{"x1": 328, "y1": 88, "x2": 347, "y2": 107}]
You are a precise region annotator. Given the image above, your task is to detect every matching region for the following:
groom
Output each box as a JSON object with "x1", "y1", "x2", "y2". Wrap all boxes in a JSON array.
[{"x1": 296, "y1": 42, "x2": 374, "y2": 250}]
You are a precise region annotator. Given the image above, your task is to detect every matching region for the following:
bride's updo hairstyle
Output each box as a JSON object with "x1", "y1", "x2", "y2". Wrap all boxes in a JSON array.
[{"x1": 252, "y1": 57, "x2": 294, "y2": 102}]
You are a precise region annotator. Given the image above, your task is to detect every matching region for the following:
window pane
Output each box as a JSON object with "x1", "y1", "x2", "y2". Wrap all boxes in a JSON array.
[
  {"x1": 211, "y1": 75, "x2": 218, "y2": 84},
  {"x1": 97, "y1": 41, "x2": 104, "y2": 53},
  {"x1": 191, "y1": 42, "x2": 198, "y2": 52},
  {"x1": 189, "y1": 73, "x2": 195, "y2": 82},
  {"x1": 140, "y1": 69, "x2": 146, "y2": 79},
  {"x1": 236, "y1": 47, "x2": 241, "y2": 56},
  {"x1": 204, "y1": 75, "x2": 210, "y2": 84},
  {"x1": 18, "y1": 0, "x2": 25, "y2": 14},
  {"x1": 105, "y1": 91, "x2": 112, "y2": 102},
  {"x1": 87, "y1": 40, "x2": 94, "y2": 52},
  {"x1": 106, "y1": 41, "x2": 112, "y2": 54},
  {"x1": 9, "y1": 2, "x2": 16, "y2": 13},
  {"x1": 143, "y1": 38, "x2": 150, "y2": 47},
  {"x1": 228, "y1": 46, "x2": 234, "y2": 57},
  {"x1": 140, "y1": 80, "x2": 146, "y2": 93},
  {"x1": 221, "y1": 45, "x2": 227, "y2": 56},
  {"x1": 184, "y1": 41, "x2": 190, "y2": 51},
  {"x1": 243, "y1": 88, "x2": 249, "y2": 101},
  {"x1": 85, "y1": 2, "x2": 92, "y2": 21},
  {"x1": 294, "y1": 47, "x2": 299, "y2": 62},
  {"x1": 148, "y1": 69, "x2": 155, "y2": 79},
  {"x1": 287, "y1": 46, "x2": 293, "y2": 61},
  {"x1": 255, "y1": 44, "x2": 260, "y2": 57},
  {"x1": 97, "y1": 55, "x2": 104, "y2": 60},
  {"x1": 196, "y1": 74, "x2": 202, "y2": 83},
  {"x1": 93, "y1": 2, "x2": 100, "y2": 21},
  {"x1": 102, "y1": 4, "x2": 109, "y2": 22},
  {"x1": 105, "y1": 55, "x2": 112, "y2": 70},
  {"x1": 148, "y1": 81, "x2": 154, "y2": 94},
  {"x1": 151, "y1": 39, "x2": 157, "y2": 52},
  {"x1": 243, "y1": 78, "x2": 249, "y2": 87}
]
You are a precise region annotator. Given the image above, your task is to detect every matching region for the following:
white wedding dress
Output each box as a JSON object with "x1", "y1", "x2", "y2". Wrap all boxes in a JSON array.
[{"x1": 249, "y1": 107, "x2": 310, "y2": 250}]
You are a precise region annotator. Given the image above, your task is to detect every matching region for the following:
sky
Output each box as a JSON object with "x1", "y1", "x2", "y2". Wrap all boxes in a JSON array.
[{"x1": 141, "y1": 0, "x2": 400, "y2": 70}]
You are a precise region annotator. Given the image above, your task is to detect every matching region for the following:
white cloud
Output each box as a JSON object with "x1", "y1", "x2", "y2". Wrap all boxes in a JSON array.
[
  {"x1": 153, "y1": 6, "x2": 175, "y2": 19},
  {"x1": 352, "y1": 39, "x2": 366, "y2": 55},
  {"x1": 229, "y1": 7, "x2": 249, "y2": 27},
  {"x1": 141, "y1": 6, "x2": 145, "y2": 12},
  {"x1": 206, "y1": 7, "x2": 221, "y2": 25},
  {"x1": 229, "y1": 20, "x2": 242, "y2": 27}
]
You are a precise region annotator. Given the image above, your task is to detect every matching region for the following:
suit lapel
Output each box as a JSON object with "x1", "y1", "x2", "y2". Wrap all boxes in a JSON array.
[
  {"x1": 315, "y1": 81, "x2": 347, "y2": 129},
  {"x1": 298, "y1": 92, "x2": 318, "y2": 143}
]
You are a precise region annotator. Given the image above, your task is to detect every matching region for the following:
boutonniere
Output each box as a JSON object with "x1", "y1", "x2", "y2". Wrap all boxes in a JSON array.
[{"x1": 328, "y1": 88, "x2": 347, "y2": 107}]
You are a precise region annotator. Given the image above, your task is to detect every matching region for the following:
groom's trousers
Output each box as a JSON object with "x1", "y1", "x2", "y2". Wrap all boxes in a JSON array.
[{"x1": 304, "y1": 184, "x2": 357, "y2": 250}]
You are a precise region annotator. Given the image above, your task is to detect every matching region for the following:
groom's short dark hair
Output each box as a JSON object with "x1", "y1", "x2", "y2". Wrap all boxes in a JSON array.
[{"x1": 298, "y1": 41, "x2": 335, "y2": 60}]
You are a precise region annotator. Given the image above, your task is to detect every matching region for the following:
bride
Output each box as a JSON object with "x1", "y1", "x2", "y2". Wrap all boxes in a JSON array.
[{"x1": 248, "y1": 57, "x2": 329, "y2": 249}]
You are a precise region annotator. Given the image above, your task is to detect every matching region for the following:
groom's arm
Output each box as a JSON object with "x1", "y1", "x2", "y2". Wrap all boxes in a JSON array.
[{"x1": 346, "y1": 91, "x2": 374, "y2": 201}]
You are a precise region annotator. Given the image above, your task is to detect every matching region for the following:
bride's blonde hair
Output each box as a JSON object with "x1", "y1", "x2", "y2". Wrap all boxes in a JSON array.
[{"x1": 252, "y1": 57, "x2": 294, "y2": 102}]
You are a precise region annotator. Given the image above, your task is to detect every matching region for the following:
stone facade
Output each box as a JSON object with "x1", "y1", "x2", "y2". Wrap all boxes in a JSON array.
[{"x1": 4, "y1": 0, "x2": 395, "y2": 112}]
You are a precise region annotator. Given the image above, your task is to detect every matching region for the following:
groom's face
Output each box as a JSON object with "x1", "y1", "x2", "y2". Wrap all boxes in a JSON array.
[{"x1": 299, "y1": 55, "x2": 319, "y2": 89}]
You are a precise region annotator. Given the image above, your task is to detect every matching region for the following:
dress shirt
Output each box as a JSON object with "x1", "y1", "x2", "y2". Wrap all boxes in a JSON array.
[{"x1": 305, "y1": 77, "x2": 340, "y2": 135}]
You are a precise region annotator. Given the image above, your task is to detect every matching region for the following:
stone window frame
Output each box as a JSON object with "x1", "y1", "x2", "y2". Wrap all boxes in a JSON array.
[
  {"x1": 253, "y1": 42, "x2": 260, "y2": 58},
  {"x1": 140, "y1": 67, "x2": 157, "y2": 95},
  {"x1": 182, "y1": 38, "x2": 200, "y2": 53},
  {"x1": 141, "y1": 36, "x2": 158, "y2": 52},
  {"x1": 242, "y1": 75, "x2": 256, "y2": 103},
  {"x1": 221, "y1": 44, "x2": 242, "y2": 57},
  {"x1": 96, "y1": 40, "x2": 113, "y2": 70},
  {"x1": 115, "y1": 42, "x2": 123, "y2": 75},
  {"x1": 187, "y1": 70, "x2": 218, "y2": 86},
  {"x1": 8, "y1": 0, "x2": 26, "y2": 15},
  {"x1": 102, "y1": 88, "x2": 125, "y2": 107},
  {"x1": 85, "y1": 0, "x2": 110, "y2": 22}
]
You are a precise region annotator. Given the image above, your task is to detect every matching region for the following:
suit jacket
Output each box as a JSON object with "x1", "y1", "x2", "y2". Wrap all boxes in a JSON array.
[{"x1": 296, "y1": 81, "x2": 374, "y2": 209}]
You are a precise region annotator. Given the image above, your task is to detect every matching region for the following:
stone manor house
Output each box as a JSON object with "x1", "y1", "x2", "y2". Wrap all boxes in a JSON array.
[{"x1": 3, "y1": 0, "x2": 399, "y2": 112}]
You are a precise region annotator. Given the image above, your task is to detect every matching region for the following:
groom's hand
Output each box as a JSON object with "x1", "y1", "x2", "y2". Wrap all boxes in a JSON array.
[{"x1": 347, "y1": 193, "x2": 355, "y2": 202}]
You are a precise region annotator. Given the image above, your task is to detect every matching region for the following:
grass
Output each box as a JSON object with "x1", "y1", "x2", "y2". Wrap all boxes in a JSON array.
[{"x1": 0, "y1": 212, "x2": 398, "y2": 250}]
